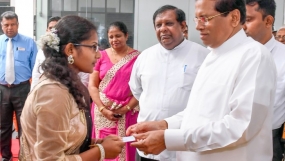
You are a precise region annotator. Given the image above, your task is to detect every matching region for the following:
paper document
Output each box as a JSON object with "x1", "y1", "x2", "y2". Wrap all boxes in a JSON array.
[{"x1": 122, "y1": 136, "x2": 136, "y2": 142}]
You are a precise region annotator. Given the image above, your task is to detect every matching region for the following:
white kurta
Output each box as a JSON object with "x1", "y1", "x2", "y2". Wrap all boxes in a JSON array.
[
  {"x1": 31, "y1": 49, "x2": 45, "y2": 90},
  {"x1": 264, "y1": 36, "x2": 285, "y2": 130},
  {"x1": 129, "y1": 39, "x2": 209, "y2": 160},
  {"x1": 165, "y1": 29, "x2": 276, "y2": 161}
]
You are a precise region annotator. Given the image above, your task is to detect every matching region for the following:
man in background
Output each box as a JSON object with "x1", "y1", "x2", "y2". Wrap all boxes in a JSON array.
[
  {"x1": 276, "y1": 26, "x2": 285, "y2": 44},
  {"x1": 31, "y1": 16, "x2": 61, "y2": 90},
  {"x1": 243, "y1": 0, "x2": 285, "y2": 160},
  {"x1": 0, "y1": 11, "x2": 37, "y2": 161},
  {"x1": 129, "y1": 5, "x2": 209, "y2": 161}
]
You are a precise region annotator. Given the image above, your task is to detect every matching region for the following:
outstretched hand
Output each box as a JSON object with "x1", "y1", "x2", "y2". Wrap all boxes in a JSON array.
[
  {"x1": 131, "y1": 130, "x2": 166, "y2": 155},
  {"x1": 126, "y1": 120, "x2": 168, "y2": 136},
  {"x1": 101, "y1": 135, "x2": 125, "y2": 159}
]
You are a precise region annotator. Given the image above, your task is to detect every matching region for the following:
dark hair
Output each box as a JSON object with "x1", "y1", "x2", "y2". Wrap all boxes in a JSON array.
[
  {"x1": 107, "y1": 21, "x2": 128, "y2": 35},
  {"x1": 246, "y1": 0, "x2": 276, "y2": 19},
  {"x1": 47, "y1": 16, "x2": 61, "y2": 28},
  {"x1": 153, "y1": 5, "x2": 186, "y2": 25},
  {"x1": 214, "y1": 0, "x2": 246, "y2": 24},
  {"x1": 41, "y1": 15, "x2": 97, "y2": 110},
  {"x1": 1, "y1": 11, "x2": 18, "y2": 22}
]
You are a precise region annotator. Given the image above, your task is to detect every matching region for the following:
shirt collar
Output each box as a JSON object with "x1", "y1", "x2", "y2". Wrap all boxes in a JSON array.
[
  {"x1": 4, "y1": 33, "x2": 19, "y2": 41},
  {"x1": 212, "y1": 29, "x2": 246, "y2": 55},
  {"x1": 264, "y1": 35, "x2": 275, "y2": 52},
  {"x1": 160, "y1": 39, "x2": 187, "y2": 53}
]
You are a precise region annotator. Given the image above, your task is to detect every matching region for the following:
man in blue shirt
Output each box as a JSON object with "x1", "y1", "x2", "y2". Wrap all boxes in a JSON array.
[{"x1": 0, "y1": 11, "x2": 37, "y2": 161}]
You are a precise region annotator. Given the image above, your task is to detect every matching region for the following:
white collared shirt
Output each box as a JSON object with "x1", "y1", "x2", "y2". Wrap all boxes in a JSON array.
[
  {"x1": 129, "y1": 39, "x2": 209, "y2": 160},
  {"x1": 165, "y1": 29, "x2": 276, "y2": 161},
  {"x1": 31, "y1": 49, "x2": 45, "y2": 90},
  {"x1": 264, "y1": 36, "x2": 285, "y2": 129}
]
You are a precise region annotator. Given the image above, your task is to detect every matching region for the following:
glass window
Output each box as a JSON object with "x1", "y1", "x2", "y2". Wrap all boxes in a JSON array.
[
  {"x1": 51, "y1": 0, "x2": 62, "y2": 12},
  {"x1": 92, "y1": 0, "x2": 105, "y2": 12},
  {"x1": 78, "y1": 0, "x2": 91, "y2": 12},
  {"x1": 64, "y1": 0, "x2": 77, "y2": 11},
  {"x1": 107, "y1": 0, "x2": 119, "y2": 13},
  {"x1": 47, "y1": 0, "x2": 134, "y2": 47},
  {"x1": 121, "y1": 0, "x2": 133, "y2": 13},
  {"x1": 92, "y1": 14, "x2": 106, "y2": 40}
]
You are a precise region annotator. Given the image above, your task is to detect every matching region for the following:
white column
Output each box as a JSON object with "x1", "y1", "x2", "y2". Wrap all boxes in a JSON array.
[
  {"x1": 36, "y1": 0, "x2": 49, "y2": 40},
  {"x1": 14, "y1": 0, "x2": 35, "y2": 38},
  {"x1": 275, "y1": 0, "x2": 285, "y2": 29},
  {"x1": 10, "y1": 0, "x2": 15, "y2": 6},
  {"x1": 134, "y1": 0, "x2": 189, "y2": 51}
]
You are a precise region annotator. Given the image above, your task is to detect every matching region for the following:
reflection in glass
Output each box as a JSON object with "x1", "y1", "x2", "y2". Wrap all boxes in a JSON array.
[
  {"x1": 47, "y1": 0, "x2": 134, "y2": 47},
  {"x1": 64, "y1": 0, "x2": 77, "y2": 11},
  {"x1": 107, "y1": 0, "x2": 119, "y2": 13},
  {"x1": 121, "y1": 0, "x2": 133, "y2": 13},
  {"x1": 93, "y1": 0, "x2": 105, "y2": 12}
]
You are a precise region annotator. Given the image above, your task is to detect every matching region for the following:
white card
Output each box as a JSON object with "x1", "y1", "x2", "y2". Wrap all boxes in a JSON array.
[{"x1": 122, "y1": 136, "x2": 136, "y2": 143}]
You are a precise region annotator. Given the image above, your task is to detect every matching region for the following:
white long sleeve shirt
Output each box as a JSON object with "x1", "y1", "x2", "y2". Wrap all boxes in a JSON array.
[
  {"x1": 264, "y1": 36, "x2": 285, "y2": 130},
  {"x1": 165, "y1": 29, "x2": 276, "y2": 161},
  {"x1": 129, "y1": 39, "x2": 209, "y2": 160},
  {"x1": 31, "y1": 49, "x2": 45, "y2": 90}
]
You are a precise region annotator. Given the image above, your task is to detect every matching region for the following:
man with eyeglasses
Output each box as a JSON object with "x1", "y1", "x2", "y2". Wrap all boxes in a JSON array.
[
  {"x1": 276, "y1": 27, "x2": 285, "y2": 44},
  {"x1": 0, "y1": 11, "x2": 38, "y2": 161},
  {"x1": 126, "y1": 0, "x2": 276, "y2": 161},
  {"x1": 243, "y1": 1, "x2": 285, "y2": 161}
]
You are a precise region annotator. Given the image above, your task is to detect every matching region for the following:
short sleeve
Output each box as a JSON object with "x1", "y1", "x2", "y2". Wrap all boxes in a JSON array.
[{"x1": 94, "y1": 50, "x2": 106, "y2": 71}]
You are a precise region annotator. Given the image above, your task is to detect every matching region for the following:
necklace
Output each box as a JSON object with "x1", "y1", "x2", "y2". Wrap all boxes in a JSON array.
[
  {"x1": 111, "y1": 46, "x2": 129, "y2": 56},
  {"x1": 111, "y1": 46, "x2": 129, "y2": 62}
]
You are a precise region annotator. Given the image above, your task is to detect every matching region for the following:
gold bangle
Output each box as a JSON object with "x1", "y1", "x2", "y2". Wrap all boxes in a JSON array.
[
  {"x1": 99, "y1": 106, "x2": 105, "y2": 112},
  {"x1": 126, "y1": 105, "x2": 131, "y2": 111}
]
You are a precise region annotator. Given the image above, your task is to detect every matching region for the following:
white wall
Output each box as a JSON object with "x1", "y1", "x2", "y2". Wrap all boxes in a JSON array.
[
  {"x1": 134, "y1": 0, "x2": 190, "y2": 51},
  {"x1": 12, "y1": 0, "x2": 35, "y2": 38},
  {"x1": 275, "y1": 0, "x2": 285, "y2": 29}
]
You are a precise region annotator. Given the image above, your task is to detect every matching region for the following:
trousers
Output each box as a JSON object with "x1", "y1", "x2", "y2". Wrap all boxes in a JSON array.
[{"x1": 0, "y1": 82, "x2": 30, "y2": 159}]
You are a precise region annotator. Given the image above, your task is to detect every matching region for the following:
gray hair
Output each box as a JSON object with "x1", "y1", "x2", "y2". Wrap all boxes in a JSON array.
[
  {"x1": 278, "y1": 26, "x2": 285, "y2": 31},
  {"x1": 1, "y1": 11, "x2": 18, "y2": 22}
]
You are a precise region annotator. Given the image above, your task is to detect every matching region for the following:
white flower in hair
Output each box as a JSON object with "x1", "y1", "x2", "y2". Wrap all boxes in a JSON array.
[{"x1": 38, "y1": 28, "x2": 60, "y2": 52}]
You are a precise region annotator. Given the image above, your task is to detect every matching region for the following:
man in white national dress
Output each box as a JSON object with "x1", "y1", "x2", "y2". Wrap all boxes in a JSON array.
[
  {"x1": 128, "y1": 4, "x2": 209, "y2": 161},
  {"x1": 127, "y1": 0, "x2": 276, "y2": 161}
]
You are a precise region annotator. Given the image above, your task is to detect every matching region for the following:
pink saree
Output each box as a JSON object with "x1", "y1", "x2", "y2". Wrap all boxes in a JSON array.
[{"x1": 92, "y1": 49, "x2": 139, "y2": 161}]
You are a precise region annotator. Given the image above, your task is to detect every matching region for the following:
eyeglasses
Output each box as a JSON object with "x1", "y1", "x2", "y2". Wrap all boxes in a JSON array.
[
  {"x1": 73, "y1": 43, "x2": 99, "y2": 52},
  {"x1": 194, "y1": 11, "x2": 229, "y2": 26},
  {"x1": 275, "y1": 35, "x2": 285, "y2": 41}
]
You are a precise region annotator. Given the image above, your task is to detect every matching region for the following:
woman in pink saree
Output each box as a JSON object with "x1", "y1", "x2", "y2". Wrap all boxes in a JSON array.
[{"x1": 89, "y1": 21, "x2": 139, "y2": 161}]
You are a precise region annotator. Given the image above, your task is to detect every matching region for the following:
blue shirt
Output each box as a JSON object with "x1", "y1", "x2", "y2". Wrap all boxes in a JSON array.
[{"x1": 0, "y1": 33, "x2": 38, "y2": 84}]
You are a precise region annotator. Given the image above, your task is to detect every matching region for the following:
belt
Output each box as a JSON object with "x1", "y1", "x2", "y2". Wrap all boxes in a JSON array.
[{"x1": 0, "y1": 80, "x2": 30, "y2": 88}]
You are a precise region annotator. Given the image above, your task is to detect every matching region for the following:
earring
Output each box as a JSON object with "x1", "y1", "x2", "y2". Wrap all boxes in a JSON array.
[{"x1": 68, "y1": 55, "x2": 74, "y2": 64}]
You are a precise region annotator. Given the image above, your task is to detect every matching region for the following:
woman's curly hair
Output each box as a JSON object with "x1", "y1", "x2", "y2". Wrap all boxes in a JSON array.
[{"x1": 41, "y1": 15, "x2": 97, "y2": 110}]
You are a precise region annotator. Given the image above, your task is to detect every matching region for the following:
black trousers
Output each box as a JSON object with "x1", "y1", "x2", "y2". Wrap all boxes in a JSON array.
[
  {"x1": 272, "y1": 125, "x2": 284, "y2": 161},
  {"x1": 136, "y1": 152, "x2": 158, "y2": 161},
  {"x1": 141, "y1": 157, "x2": 159, "y2": 161},
  {"x1": 0, "y1": 82, "x2": 30, "y2": 159}
]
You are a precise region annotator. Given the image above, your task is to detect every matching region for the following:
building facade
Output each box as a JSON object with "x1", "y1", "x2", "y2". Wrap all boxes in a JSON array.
[{"x1": 2, "y1": 0, "x2": 285, "y2": 51}]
